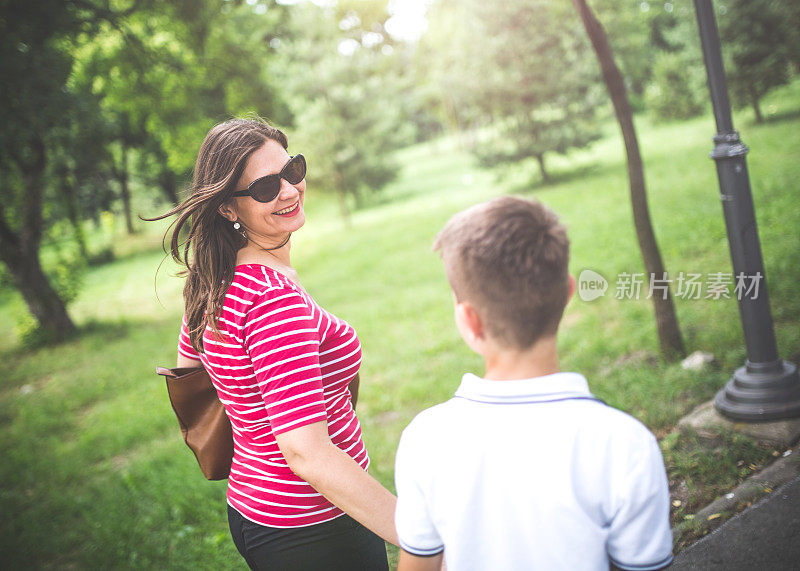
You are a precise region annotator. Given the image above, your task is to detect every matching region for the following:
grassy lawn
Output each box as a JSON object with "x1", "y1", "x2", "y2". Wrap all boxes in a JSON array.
[{"x1": 1, "y1": 80, "x2": 798, "y2": 568}]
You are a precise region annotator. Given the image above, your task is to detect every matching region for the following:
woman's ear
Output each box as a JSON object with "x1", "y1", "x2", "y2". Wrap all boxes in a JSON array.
[{"x1": 218, "y1": 200, "x2": 238, "y2": 223}]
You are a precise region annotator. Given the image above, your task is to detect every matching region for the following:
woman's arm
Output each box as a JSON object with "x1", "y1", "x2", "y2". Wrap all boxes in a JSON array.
[
  {"x1": 275, "y1": 420, "x2": 398, "y2": 545},
  {"x1": 177, "y1": 354, "x2": 202, "y2": 368},
  {"x1": 177, "y1": 316, "x2": 202, "y2": 368}
]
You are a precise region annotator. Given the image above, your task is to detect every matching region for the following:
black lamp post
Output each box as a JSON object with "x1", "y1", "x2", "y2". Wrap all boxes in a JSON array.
[{"x1": 693, "y1": 0, "x2": 800, "y2": 421}]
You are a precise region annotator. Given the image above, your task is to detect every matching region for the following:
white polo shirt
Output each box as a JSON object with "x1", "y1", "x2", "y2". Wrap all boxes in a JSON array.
[{"x1": 395, "y1": 372, "x2": 673, "y2": 571}]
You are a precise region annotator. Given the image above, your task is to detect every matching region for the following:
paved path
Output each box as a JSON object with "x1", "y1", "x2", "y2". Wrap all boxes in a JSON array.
[{"x1": 671, "y1": 474, "x2": 800, "y2": 570}]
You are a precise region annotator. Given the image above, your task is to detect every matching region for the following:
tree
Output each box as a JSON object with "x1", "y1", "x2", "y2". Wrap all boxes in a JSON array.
[
  {"x1": 786, "y1": 0, "x2": 800, "y2": 69},
  {"x1": 0, "y1": 0, "x2": 83, "y2": 341},
  {"x1": 279, "y1": 1, "x2": 413, "y2": 219},
  {"x1": 48, "y1": 88, "x2": 116, "y2": 258},
  {"x1": 646, "y1": 51, "x2": 706, "y2": 121},
  {"x1": 717, "y1": 0, "x2": 795, "y2": 123},
  {"x1": 633, "y1": 3, "x2": 708, "y2": 121},
  {"x1": 421, "y1": 0, "x2": 603, "y2": 183},
  {"x1": 71, "y1": 0, "x2": 292, "y2": 215},
  {"x1": 572, "y1": 0, "x2": 686, "y2": 360},
  {"x1": 292, "y1": 55, "x2": 412, "y2": 219},
  {"x1": 0, "y1": 0, "x2": 290, "y2": 342},
  {"x1": 588, "y1": 0, "x2": 663, "y2": 107},
  {"x1": 415, "y1": 0, "x2": 483, "y2": 136}
]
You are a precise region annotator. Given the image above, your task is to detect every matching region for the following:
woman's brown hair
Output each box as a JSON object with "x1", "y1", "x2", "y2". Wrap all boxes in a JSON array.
[{"x1": 149, "y1": 118, "x2": 288, "y2": 351}]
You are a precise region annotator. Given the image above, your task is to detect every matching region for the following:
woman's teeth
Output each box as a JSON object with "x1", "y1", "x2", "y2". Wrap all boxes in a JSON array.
[{"x1": 274, "y1": 202, "x2": 298, "y2": 215}]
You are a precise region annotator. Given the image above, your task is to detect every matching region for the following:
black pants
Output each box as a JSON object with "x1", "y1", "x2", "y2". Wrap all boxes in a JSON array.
[{"x1": 227, "y1": 505, "x2": 389, "y2": 570}]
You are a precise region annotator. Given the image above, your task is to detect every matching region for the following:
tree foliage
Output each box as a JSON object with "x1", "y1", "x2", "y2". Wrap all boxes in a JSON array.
[
  {"x1": 717, "y1": 0, "x2": 796, "y2": 122},
  {"x1": 420, "y1": 0, "x2": 604, "y2": 183},
  {"x1": 0, "y1": 0, "x2": 90, "y2": 341},
  {"x1": 1, "y1": 0, "x2": 419, "y2": 341},
  {"x1": 646, "y1": 51, "x2": 706, "y2": 121},
  {"x1": 3, "y1": 0, "x2": 795, "y2": 346},
  {"x1": 589, "y1": 0, "x2": 664, "y2": 107},
  {"x1": 0, "y1": 0, "x2": 291, "y2": 342},
  {"x1": 634, "y1": 0, "x2": 799, "y2": 123},
  {"x1": 636, "y1": 2, "x2": 707, "y2": 121},
  {"x1": 279, "y1": 1, "x2": 414, "y2": 217}
]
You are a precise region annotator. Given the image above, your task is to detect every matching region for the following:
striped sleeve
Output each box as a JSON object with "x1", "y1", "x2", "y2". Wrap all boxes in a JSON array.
[
  {"x1": 244, "y1": 286, "x2": 328, "y2": 435},
  {"x1": 178, "y1": 315, "x2": 202, "y2": 360}
]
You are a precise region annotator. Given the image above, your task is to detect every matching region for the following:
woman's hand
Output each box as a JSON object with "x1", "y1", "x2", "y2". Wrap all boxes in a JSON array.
[{"x1": 275, "y1": 420, "x2": 398, "y2": 546}]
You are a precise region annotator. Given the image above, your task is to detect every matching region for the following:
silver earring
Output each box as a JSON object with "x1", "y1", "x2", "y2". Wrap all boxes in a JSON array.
[{"x1": 233, "y1": 221, "x2": 241, "y2": 231}]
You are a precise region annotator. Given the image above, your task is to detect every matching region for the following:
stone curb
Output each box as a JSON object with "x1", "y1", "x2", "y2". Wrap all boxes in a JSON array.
[
  {"x1": 671, "y1": 399, "x2": 800, "y2": 541},
  {"x1": 677, "y1": 400, "x2": 800, "y2": 450},
  {"x1": 670, "y1": 474, "x2": 800, "y2": 569}
]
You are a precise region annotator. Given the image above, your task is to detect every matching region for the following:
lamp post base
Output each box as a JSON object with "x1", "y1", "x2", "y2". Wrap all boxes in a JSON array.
[{"x1": 715, "y1": 360, "x2": 800, "y2": 421}]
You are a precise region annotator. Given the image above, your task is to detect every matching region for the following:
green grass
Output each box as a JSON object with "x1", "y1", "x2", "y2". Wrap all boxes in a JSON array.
[
  {"x1": 663, "y1": 429, "x2": 777, "y2": 515},
  {"x1": 1, "y1": 80, "x2": 799, "y2": 568}
]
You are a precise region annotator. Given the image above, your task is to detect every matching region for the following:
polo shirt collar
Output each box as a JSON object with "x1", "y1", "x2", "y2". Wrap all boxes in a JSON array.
[{"x1": 454, "y1": 372, "x2": 593, "y2": 404}]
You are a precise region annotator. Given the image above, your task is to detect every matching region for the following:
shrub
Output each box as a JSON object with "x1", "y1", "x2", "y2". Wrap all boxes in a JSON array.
[{"x1": 647, "y1": 54, "x2": 706, "y2": 121}]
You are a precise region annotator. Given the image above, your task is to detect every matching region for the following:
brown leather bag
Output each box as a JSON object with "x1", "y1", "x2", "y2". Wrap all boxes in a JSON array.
[{"x1": 155, "y1": 366, "x2": 234, "y2": 480}]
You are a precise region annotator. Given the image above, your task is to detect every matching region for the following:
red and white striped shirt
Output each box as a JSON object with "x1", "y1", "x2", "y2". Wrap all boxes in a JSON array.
[{"x1": 178, "y1": 264, "x2": 368, "y2": 528}]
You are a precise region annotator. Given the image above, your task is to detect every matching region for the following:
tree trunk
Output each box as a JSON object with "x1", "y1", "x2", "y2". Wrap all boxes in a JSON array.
[
  {"x1": 535, "y1": 153, "x2": 550, "y2": 183},
  {"x1": 60, "y1": 171, "x2": 88, "y2": 259},
  {"x1": 153, "y1": 144, "x2": 180, "y2": 204},
  {"x1": 158, "y1": 167, "x2": 179, "y2": 204},
  {"x1": 572, "y1": 0, "x2": 685, "y2": 360},
  {"x1": 117, "y1": 142, "x2": 135, "y2": 234},
  {"x1": 749, "y1": 86, "x2": 764, "y2": 123},
  {"x1": 0, "y1": 137, "x2": 77, "y2": 342},
  {"x1": 443, "y1": 94, "x2": 464, "y2": 149},
  {"x1": 2, "y1": 246, "x2": 77, "y2": 340},
  {"x1": 351, "y1": 187, "x2": 364, "y2": 210},
  {"x1": 334, "y1": 174, "x2": 352, "y2": 228}
]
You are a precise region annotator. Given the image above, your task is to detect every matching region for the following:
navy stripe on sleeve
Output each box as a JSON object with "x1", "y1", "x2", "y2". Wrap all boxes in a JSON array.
[
  {"x1": 610, "y1": 553, "x2": 674, "y2": 571},
  {"x1": 399, "y1": 539, "x2": 445, "y2": 558}
]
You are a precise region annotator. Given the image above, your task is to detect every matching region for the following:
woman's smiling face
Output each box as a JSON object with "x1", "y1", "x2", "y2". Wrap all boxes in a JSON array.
[{"x1": 220, "y1": 139, "x2": 306, "y2": 244}]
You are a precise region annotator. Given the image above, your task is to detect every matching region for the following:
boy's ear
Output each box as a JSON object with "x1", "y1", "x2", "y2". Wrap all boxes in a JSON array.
[
  {"x1": 218, "y1": 201, "x2": 238, "y2": 223},
  {"x1": 456, "y1": 301, "x2": 484, "y2": 340},
  {"x1": 566, "y1": 274, "x2": 576, "y2": 303}
]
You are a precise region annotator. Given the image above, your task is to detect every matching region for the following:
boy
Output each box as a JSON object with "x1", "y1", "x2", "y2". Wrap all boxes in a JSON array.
[{"x1": 394, "y1": 196, "x2": 673, "y2": 571}]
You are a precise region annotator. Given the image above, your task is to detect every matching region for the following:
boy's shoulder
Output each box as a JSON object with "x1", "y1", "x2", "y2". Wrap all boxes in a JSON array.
[
  {"x1": 584, "y1": 397, "x2": 655, "y2": 438},
  {"x1": 398, "y1": 396, "x2": 468, "y2": 458},
  {"x1": 402, "y1": 398, "x2": 459, "y2": 437},
  {"x1": 400, "y1": 375, "x2": 658, "y2": 452}
]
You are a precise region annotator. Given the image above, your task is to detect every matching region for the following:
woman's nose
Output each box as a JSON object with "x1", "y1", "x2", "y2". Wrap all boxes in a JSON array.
[{"x1": 277, "y1": 178, "x2": 300, "y2": 199}]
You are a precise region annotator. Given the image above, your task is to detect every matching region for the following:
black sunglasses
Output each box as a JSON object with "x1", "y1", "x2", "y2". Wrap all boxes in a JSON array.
[{"x1": 231, "y1": 154, "x2": 306, "y2": 203}]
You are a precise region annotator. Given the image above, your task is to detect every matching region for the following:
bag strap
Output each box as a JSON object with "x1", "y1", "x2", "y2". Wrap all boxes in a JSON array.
[
  {"x1": 156, "y1": 366, "x2": 176, "y2": 378},
  {"x1": 156, "y1": 366, "x2": 205, "y2": 379}
]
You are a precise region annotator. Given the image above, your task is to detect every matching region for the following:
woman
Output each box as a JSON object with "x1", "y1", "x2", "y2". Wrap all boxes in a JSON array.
[{"x1": 153, "y1": 118, "x2": 396, "y2": 569}]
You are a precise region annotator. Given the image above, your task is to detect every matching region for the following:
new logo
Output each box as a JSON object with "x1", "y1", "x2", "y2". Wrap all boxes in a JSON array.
[{"x1": 578, "y1": 269, "x2": 608, "y2": 302}]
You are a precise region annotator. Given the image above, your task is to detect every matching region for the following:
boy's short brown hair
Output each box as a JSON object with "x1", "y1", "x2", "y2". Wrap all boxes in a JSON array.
[{"x1": 433, "y1": 196, "x2": 570, "y2": 349}]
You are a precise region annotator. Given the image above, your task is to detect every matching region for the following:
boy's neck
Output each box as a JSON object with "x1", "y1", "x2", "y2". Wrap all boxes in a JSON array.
[{"x1": 482, "y1": 336, "x2": 560, "y2": 381}]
